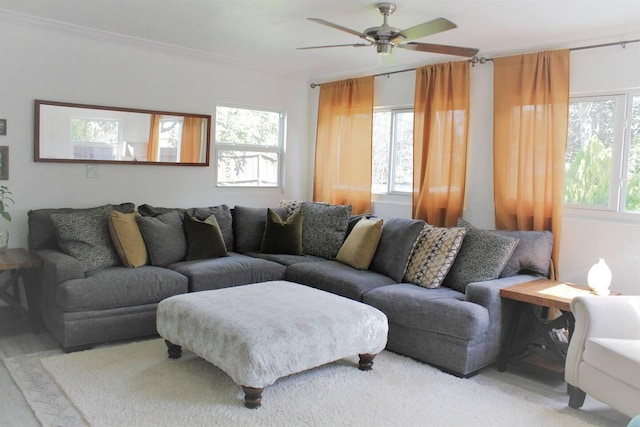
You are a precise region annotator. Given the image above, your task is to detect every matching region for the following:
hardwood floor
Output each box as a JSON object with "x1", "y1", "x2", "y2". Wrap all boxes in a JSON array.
[{"x1": 0, "y1": 306, "x2": 632, "y2": 426}]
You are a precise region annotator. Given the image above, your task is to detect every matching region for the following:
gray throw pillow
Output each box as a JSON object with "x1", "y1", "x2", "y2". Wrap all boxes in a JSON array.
[
  {"x1": 300, "y1": 202, "x2": 352, "y2": 259},
  {"x1": 444, "y1": 226, "x2": 519, "y2": 292},
  {"x1": 136, "y1": 211, "x2": 187, "y2": 267},
  {"x1": 50, "y1": 205, "x2": 120, "y2": 272},
  {"x1": 369, "y1": 217, "x2": 425, "y2": 282},
  {"x1": 234, "y1": 206, "x2": 289, "y2": 253},
  {"x1": 137, "y1": 204, "x2": 233, "y2": 251}
]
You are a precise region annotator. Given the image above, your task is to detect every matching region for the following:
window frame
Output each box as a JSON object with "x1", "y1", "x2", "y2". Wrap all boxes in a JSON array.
[
  {"x1": 213, "y1": 104, "x2": 286, "y2": 188},
  {"x1": 564, "y1": 90, "x2": 640, "y2": 221},
  {"x1": 372, "y1": 106, "x2": 414, "y2": 196}
]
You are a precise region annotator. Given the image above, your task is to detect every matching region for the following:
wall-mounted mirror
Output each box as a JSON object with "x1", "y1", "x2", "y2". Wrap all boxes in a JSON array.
[{"x1": 35, "y1": 100, "x2": 211, "y2": 166}]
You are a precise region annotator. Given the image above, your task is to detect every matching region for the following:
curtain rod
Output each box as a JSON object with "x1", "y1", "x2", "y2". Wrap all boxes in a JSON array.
[{"x1": 309, "y1": 38, "x2": 640, "y2": 88}]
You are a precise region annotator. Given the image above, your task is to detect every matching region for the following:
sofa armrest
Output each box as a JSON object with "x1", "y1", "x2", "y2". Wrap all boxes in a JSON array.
[
  {"x1": 465, "y1": 274, "x2": 541, "y2": 310},
  {"x1": 464, "y1": 274, "x2": 542, "y2": 356},
  {"x1": 566, "y1": 295, "x2": 640, "y2": 385},
  {"x1": 36, "y1": 248, "x2": 85, "y2": 286}
]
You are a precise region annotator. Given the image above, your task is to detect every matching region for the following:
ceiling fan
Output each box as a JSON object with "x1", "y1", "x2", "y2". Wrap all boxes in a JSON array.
[{"x1": 298, "y1": 2, "x2": 478, "y2": 58}]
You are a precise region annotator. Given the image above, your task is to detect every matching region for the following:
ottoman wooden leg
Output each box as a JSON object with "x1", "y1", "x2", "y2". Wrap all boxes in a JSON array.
[
  {"x1": 358, "y1": 353, "x2": 377, "y2": 371},
  {"x1": 242, "y1": 386, "x2": 264, "y2": 409},
  {"x1": 165, "y1": 340, "x2": 182, "y2": 359}
]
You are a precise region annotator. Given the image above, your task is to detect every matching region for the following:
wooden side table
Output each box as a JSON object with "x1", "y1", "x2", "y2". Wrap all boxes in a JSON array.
[
  {"x1": 0, "y1": 248, "x2": 43, "y2": 332},
  {"x1": 496, "y1": 279, "x2": 619, "y2": 373}
]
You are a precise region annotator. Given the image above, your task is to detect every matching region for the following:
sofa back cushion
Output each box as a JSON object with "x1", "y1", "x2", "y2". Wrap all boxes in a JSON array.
[
  {"x1": 28, "y1": 202, "x2": 135, "y2": 251},
  {"x1": 369, "y1": 217, "x2": 424, "y2": 282},
  {"x1": 234, "y1": 206, "x2": 289, "y2": 253},
  {"x1": 493, "y1": 230, "x2": 553, "y2": 277},
  {"x1": 137, "y1": 204, "x2": 233, "y2": 251}
]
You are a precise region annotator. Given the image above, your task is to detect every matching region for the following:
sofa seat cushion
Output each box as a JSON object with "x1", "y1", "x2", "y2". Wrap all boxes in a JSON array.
[
  {"x1": 169, "y1": 252, "x2": 285, "y2": 292},
  {"x1": 56, "y1": 266, "x2": 188, "y2": 312},
  {"x1": 247, "y1": 252, "x2": 326, "y2": 266},
  {"x1": 583, "y1": 337, "x2": 640, "y2": 388},
  {"x1": 285, "y1": 260, "x2": 396, "y2": 301},
  {"x1": 363, "y1": 283, "x2": 489, "y2": 342}
]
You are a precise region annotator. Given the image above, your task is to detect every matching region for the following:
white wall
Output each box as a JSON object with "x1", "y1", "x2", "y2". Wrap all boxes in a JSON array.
[
  {"x1": 0, "y1": 15, "x2": 311, "y2": 250},
  {"x1": 312, "y1": 45, "x2": 640, "y2": 295}
]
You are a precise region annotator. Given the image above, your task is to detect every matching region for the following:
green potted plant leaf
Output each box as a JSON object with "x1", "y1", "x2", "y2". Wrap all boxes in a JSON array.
[{"x1": 0, "y1": 185, "x2": 13, "y2": 250}]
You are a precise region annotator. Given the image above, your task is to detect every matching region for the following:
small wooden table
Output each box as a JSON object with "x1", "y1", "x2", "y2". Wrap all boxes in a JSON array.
[
  {"x1": 0, "y1": 248, "x2": 43, "y2": 331},
  {"x1": 497, "y1": 279, "x2": 619, "y2": 373}
]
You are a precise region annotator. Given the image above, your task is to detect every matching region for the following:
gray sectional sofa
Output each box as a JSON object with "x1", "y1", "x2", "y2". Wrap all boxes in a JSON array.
[{"x1": 27, "y1": 201, "x2": 553, "y2": 377}]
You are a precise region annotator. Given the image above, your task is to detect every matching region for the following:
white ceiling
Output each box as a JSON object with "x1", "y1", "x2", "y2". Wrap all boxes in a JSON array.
[{"x1": 1, "y1": 0, "x2": 639, "y2": 80}]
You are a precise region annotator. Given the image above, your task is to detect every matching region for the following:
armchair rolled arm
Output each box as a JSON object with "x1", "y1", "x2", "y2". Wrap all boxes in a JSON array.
[{"x1": 566, "y1": 295, "x2": 640, "y2": 385}]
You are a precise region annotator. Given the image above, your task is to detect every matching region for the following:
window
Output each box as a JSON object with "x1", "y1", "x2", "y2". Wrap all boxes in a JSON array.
[
  {"x1": 564, "y1": 91, "x2": 640, "y2": 213},
  {"x1": 215, "y1": 106, "x2": 284, "y2": 187},
  {"x1": 372, "y1": 108, "x2": 413, "y2": 194},
  {"x1": 70, "y1": 117, "x2": 121, "y2": 160}
]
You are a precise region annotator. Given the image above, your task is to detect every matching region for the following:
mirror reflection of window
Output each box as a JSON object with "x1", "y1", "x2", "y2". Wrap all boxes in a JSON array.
[
  {"x1": 70, "y1": 117, "x2": 121, "y2": 160},
  {"x1": 157, "y1": 117, "x2": 183, "y2": 163}
]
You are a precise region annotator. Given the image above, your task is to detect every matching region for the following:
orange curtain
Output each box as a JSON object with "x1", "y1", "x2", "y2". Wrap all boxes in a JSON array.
[
  {"x1": 493, "y1": 49, "x2": 570, "y2": 271},
  {"x1": 413, "y1": 61, "x2": 470, "y2": 227},
  {"x1": 180, "y1": 117, "x2": 203, "y2": 163},
  {"x1": 147, "y1": 114, "x2": 160, "y2": 162},
  {"x1": 314, "y1": 77, "x2": 374, "y2": 214}
]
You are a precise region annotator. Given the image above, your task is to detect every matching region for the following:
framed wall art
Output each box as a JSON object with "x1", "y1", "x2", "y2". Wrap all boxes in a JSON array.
[{"x1": 0, "y1": 146, "x2": 8, "y2": 180}]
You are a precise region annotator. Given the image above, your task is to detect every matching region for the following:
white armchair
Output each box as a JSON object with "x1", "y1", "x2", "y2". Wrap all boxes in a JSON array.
[{"x1": 565, "y1": 295, "x2": 640, "y2": 418}]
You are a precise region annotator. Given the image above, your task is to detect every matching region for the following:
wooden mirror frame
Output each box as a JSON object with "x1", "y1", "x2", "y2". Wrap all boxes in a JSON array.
[{"x1": 35, "y1": 100, "x2": 211, "y2": 166}]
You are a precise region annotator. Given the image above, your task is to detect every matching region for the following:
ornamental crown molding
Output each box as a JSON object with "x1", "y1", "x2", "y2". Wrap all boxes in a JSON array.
[{"x1": 0, "y1": 8, "x2": 293, "y2": 77}]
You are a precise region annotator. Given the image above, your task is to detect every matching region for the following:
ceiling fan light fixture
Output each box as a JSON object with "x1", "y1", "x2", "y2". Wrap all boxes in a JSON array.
[{"x1": 376, "y1": 42, "x2": 393, "y2": 55}]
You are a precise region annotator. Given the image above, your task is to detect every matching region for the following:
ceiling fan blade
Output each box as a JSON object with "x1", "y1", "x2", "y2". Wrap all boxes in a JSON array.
[
  {"x1": 397, "y1": 42, "x2": 479, "y2": 57},
  {"x1": 307, "y1": 18, "x2": 367, "y2": 39},
  {"x1": 395, "y1": 18, "x2": 457, "y2": 42},
  {"x1": 297, "y1": 43, "x2": 370, "y2": 50}
]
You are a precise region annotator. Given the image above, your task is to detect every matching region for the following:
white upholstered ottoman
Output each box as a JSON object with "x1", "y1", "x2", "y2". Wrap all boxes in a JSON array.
[{"x1": 156, "y1": 280, "x2": 388, "y2": 408}]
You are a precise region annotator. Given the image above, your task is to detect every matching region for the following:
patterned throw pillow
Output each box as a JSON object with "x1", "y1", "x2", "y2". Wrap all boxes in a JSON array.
[
  {"x1": 404, "y1": 224, "x2": 467, "y2": 289},
  {"x1": 51, "y1": 205, "x2": 120, "y2": 272},
  {"x1": 279, "y1": 200, "x2": 302, "y2": 217},
  {"x1": 444, "y1": 226, "x2": 519, "y2": 293},
  {"x1": 300, "y1": 202, "x2": 352, "y2": 259}
]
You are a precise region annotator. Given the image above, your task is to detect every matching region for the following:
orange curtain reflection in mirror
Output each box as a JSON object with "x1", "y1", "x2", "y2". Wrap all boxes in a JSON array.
[
  {"x1": 314, "y1": 77, "x2": 374, "y2": 214},
  {"x1": 493, "y1": 49, "x2": 569, "y2": 271},
  {"x1": 180, "y1": 117, "x2": 204, "y2": 163},
  {"x1": 147, "y1": 114, "x2": 160, "y2": 162},
  {"x1": 413, "y1": 60, "x2": 470, "y2": 227}
]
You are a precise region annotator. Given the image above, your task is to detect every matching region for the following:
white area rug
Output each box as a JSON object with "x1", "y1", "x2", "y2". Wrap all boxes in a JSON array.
[{"x1": 4, "y1": 338, "x2": 617, "y2": 427}]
